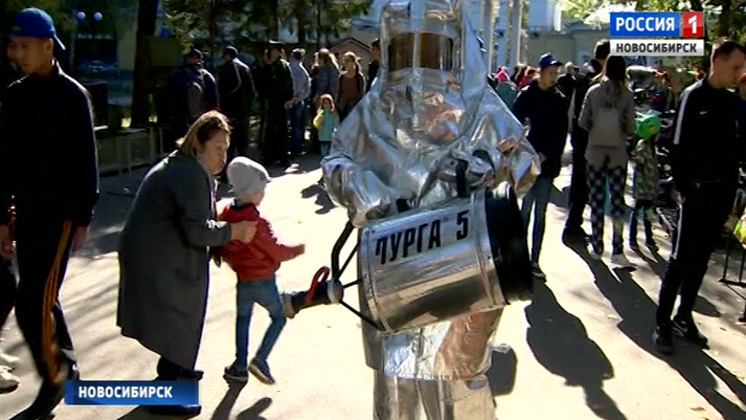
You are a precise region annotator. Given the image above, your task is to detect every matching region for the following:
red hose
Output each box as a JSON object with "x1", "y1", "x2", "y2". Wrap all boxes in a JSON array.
[{"x1": 304, "y1": 266, "x2": 331, "y2": 305}]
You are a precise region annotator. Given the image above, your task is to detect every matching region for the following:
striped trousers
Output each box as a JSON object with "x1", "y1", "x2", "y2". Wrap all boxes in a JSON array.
[{"x1": 14, "y1": 217, "x2": 76, "y2": 384}]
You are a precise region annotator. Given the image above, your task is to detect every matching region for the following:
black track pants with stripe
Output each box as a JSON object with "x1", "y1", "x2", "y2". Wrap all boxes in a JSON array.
[
  {"x1": 656, "y1": 182, "x2": 735, "y2": 326},
  {"x1": 14, "y1": 216, "x2": 76, "y2": 384}
]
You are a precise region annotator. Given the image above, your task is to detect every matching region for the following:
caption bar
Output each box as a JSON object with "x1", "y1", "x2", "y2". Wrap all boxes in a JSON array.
[
  {"x1": 64, "y1": 380, "x2": 199, "y2": 406},
  {"x1": 610, "y1": 39, "x2": 705, "y2": 56}
]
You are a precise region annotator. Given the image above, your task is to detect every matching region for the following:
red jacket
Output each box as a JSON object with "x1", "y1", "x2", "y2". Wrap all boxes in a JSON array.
[{"x1": 217, "y1": 202, "x2": 301, "y2": 281}]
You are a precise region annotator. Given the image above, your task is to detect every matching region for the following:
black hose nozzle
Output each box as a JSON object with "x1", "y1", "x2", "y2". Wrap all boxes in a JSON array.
[{"x1": 281, "y1": 267, "x2": 344, "y2": 319}]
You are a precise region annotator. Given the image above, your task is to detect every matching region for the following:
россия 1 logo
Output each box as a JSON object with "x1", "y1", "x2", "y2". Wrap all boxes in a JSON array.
[
  {"x1": 609, "y1": 11, "x2": 705, "y2": 57},
  {"x1": 610, "y1": 11, "x2": 704, "y2": 38}
]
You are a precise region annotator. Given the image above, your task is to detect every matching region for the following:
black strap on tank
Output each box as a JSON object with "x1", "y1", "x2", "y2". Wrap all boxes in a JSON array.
[
  {"x1": 456, "y1": 160, "x2": 468, "y2": 197},
  {"x1": 472, "y1": 149, "x2": 493, "y2": 167}
]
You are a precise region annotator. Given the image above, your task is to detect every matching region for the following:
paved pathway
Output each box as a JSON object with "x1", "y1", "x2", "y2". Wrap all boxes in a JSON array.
[{"x1": 2, "y1": 153, "x2": 746, "y2": 420}]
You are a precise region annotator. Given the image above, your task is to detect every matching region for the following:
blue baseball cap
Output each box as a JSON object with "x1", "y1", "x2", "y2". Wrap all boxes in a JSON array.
[
  {"x1": 10, "y1": 8, "x2": 65, "y2": 51},
  {"x1": 538, "y1": 53, "x2": 561, "y2": 70}
]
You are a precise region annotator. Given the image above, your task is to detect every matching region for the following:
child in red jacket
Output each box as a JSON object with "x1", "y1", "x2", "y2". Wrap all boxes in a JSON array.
[{"x1": 218, "y1": 157, "x2": 304, "y2": 384}]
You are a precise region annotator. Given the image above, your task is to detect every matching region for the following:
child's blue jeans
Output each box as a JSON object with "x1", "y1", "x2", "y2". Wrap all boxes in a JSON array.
[{"x1": 234, "y1": 276, "x2": 286, "y2": 370}]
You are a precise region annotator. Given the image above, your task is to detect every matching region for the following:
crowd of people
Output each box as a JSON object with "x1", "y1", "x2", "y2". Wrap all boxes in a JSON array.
[
  {"x1": 506, "y1": 39, "x2": 746, "y2": 357},
  {"x1": 2, "y1": 5, "x2": 746, "y2": 419},
  {"x1": 162, "y1": 38, "x2": 380, "y2": 173}
]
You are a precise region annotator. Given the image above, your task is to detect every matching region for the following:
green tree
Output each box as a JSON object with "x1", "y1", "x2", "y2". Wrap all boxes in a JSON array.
[
  {"x1": 3, "y1": 0, "x2": 137, "y2": 40},
  {"x1": 163, "y1": 0, "x2": 372, "y2": 50},
  {"x1": 296, "y1": 0, "x2": 373, "y2": 45}
]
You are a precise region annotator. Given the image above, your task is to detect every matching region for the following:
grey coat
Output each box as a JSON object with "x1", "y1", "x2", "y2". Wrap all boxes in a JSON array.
[{"x1": 117, "y1": 151, "x2": 231, "y2": 369}]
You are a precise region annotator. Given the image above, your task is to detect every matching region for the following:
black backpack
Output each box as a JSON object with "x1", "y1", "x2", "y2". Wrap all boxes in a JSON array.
[{"x1": 171, "y1": 66, "x2": 206, "y2": 122}]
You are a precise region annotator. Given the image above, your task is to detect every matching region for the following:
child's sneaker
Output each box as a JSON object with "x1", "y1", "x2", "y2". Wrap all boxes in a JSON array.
[
  {"x1": 223, "y1": 364, "x2": 248, "y2": 383},
  {"x1": 248, "y1": 359, "x2": 275, "y2": 385}
]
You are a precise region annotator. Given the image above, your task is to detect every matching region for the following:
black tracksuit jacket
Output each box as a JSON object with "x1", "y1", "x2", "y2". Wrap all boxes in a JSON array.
[
  {"x1": 0, "y1": 63, "x2": 99, "y2": 226},
  {"x1": 671, "y1": 77, "x2": 740, "y2": 197}
]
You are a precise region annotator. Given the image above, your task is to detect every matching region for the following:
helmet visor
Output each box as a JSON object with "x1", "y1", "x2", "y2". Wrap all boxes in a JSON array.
[{"x1": 388, "y1": 32, "x2": 454, "y2": 72}]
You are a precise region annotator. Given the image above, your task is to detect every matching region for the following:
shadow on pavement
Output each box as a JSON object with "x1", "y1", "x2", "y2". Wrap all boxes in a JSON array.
[
  {"x1": 301, "y1": 184, "x2": 335, "y2": 215},
  {"x1": 211, "y1": 380, "x2": 247, "y2": 420},
  {"x1": 567, "y1": 242, "x2": 746, "y2": 420},
  {"x1": 266, "y1": 153, "x2": 321, "y2": 179},
  {"x1": 550, "y1": 185, "x2": 571, "y2": 211},
  {"x1": 632, "y1": 249, "x2": 722, "y2": 319},
  {"x1": 485, "y1": 345, "x2": 517, "y2": 396},
  {"x1": 236, "y1": 397, "x2": 272, "y2": 420},
  {"x1": 525, "y1": 282, "x2": 626, "y2": 420}
]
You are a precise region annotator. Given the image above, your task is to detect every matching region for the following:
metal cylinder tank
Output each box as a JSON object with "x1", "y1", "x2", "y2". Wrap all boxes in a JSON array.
[{"x1": 358, "y1": 182, "x2": 533, "y2": 332}]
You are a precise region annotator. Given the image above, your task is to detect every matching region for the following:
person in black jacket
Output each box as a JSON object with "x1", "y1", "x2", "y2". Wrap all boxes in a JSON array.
[
  {"x1": 512, "y1": 53, "x2": 569, "y2": 279},
  {"x1": 738, "y1": 72, "x2": 746, "y2": 142},
  {"x1": 556, "y1": 62, "x2": 577, "y2": 99},
  {"x1": 218, "y1": 46, "x2": 254, "y2": 163},
  {"x1": 0, "y1": 8, "x2": 98, "y2": 419},
  {"x1": 654, "y1": 40, "x2": 746, "y2": 355},
  {"x1": 367, "y1": 39, "x2": 380, "y2": 92},
  {"x1": 167, "y1": 48, "x2": 219, "y2": 140},
  {"x1": 257, "y1": 41, "x2": 294, "y2": 167},
  {"x1": 563, "y1": 40, "x2": 609, "y2": 243}
]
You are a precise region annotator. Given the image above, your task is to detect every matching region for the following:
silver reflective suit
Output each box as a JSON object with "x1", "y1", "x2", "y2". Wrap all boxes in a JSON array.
[{"x1": 321, "y1": 0, "x2": 540, "y2": 418}]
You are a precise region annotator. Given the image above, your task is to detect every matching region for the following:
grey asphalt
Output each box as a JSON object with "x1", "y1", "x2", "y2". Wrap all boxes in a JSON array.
[{"x1": 2, "y1": 154, "x2": 746, "y2": 420}]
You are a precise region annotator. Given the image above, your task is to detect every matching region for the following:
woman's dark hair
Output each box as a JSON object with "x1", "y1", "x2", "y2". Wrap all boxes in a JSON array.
[
  {"x1": 604, "y1": 56, "x2": 627, "y2": 82},
  {"x1": 593, "y1": 55, "x2": 627, "y2": 94}
]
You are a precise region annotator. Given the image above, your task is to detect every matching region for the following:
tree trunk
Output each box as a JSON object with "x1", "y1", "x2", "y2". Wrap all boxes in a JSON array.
[
  {"x1": 717, "y1": 1, "x2": 731, "y2": 37},
  {"x1": 296, "y1": 6, "x2": 306, "y2": 45},
  {"x1": 130, "y1": 0, "x2": 159, "y2": 127},
  {"x1": 208, "y1": 0, "x2": 217, "y2": 68},
  {"x1": 316, "y1": 0, "x2": 322, "y2": 50},
  {"x1": 269, "y1": 0, "x2": 279, "y2": 39}
]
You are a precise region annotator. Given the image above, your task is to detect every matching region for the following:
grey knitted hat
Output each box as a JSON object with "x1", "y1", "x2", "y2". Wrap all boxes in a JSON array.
[{"x1": 227, "y1": 157, "x2": 270, "y2": 200}]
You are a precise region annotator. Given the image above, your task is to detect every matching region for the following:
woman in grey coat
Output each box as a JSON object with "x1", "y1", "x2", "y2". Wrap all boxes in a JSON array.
[{"x1": 117, "y1": 111, "x2": 256, "y2": 416}]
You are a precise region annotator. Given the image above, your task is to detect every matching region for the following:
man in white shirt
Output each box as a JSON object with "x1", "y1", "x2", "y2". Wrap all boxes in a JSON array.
[{"x1": 288, "y1": 48, "x2": 311, "y2": 157}]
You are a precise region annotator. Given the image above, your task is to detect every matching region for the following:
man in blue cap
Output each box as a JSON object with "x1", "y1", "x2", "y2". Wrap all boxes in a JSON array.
[
  {"x1": 511, "y1": 52, "x2": 569, "y2": 279},
  {"x1": 0, "y1": 7, "x2": 98, "y2": 419}
]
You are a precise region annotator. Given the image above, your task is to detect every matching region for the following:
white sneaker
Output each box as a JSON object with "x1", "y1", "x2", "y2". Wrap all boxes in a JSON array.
[
  {"x1": 611, "y1": 253, "x2": 635, "y2": 268},
  {"x1": 589, "y1": 249, "x2": 602, "y2": 260},
  {"x1": 0, "y1": 351, "x2": 19, "y2": 369},
  {"x1": 0, "y1": 365, "x2": 19, "y2": 393}
]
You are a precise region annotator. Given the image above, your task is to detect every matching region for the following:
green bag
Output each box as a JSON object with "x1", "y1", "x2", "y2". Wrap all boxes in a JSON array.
[{"x1": 635, "y1": 112, "x2": 660, "y2": 140}]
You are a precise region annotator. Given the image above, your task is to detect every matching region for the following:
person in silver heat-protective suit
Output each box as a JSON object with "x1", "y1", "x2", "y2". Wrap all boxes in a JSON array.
[{"x1": 321, "y1": 0, "x2": 541, "y2": 418}]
